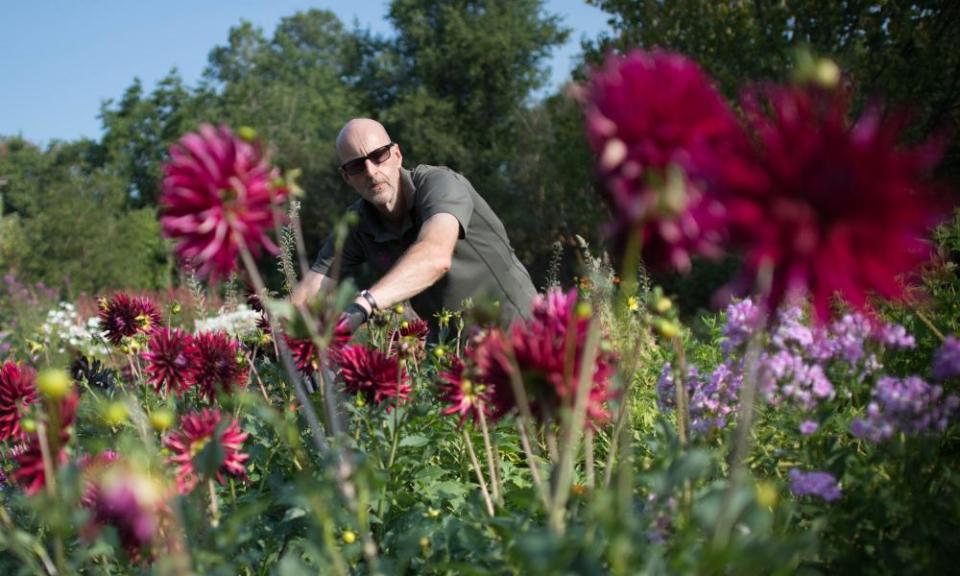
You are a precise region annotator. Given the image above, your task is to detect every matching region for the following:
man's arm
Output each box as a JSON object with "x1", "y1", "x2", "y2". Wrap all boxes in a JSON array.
[
  {"x1": 355, "y1": 212, "x2": 459, "y2": 313},
  {"x1": 291, "y1": 270, "x2": 338, "y2": 308}
]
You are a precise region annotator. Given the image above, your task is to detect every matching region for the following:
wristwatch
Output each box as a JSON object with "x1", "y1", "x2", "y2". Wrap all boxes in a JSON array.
[{"x1": 359, "y1": 289, "x2": 379, "y2": 312}]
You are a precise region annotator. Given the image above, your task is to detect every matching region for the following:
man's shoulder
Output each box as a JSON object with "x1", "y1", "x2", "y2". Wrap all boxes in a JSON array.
[{"x1": 410, "y1": 164, "x2": 466, "y2": 188}]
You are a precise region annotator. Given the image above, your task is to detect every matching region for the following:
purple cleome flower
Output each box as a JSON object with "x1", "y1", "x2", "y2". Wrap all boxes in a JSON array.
[
  {"x1": 799, "y1": 420, "x2": 819, "y2": 435},
  {"x1": 656, "y1": 361, "x2": 741, "y2": 436},
  {"x1": 722, "y1": 299, "x2": 762, "y2": 354},
  {"x1": 758, "y1": 349, "x2": 835, "y2": 410},
  {"x1": 932, "y1": 336, "x2": 960, "y2": 381},
  {"x1": 851, "y1": 376, "x2": 959, "y2": 442},
  {"x1": 789, "y1": 469, "x2": 842, "y2": 502}
]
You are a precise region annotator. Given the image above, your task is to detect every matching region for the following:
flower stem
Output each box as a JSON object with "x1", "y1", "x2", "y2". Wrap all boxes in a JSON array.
[
  {"x1": 477, "y1": 409, "x2": 502, "y2": 505},
  {"x1": 208, "y1": 478, "x2": 220, "y2": 528},
  {"x1": 550, "y1": 317, "x2": 601, "y2": 534},
  {"x1": 462, "y1": 428, "x2": 496, "y2": 517}
]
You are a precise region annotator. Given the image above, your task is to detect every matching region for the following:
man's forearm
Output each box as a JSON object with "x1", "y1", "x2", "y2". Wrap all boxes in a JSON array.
[{"x1": 365, "y1": 241, "x2": 451, "y2": 309}]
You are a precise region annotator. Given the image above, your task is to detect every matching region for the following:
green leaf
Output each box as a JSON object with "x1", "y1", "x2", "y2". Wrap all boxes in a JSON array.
[{"x1": 399, "y1": 434, "x2": 430, "y2": 448}]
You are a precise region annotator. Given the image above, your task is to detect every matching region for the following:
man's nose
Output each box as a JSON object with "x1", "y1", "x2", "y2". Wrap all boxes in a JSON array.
[{"x1": 363, "y1": 158, "x2": 378, "y2": 177}]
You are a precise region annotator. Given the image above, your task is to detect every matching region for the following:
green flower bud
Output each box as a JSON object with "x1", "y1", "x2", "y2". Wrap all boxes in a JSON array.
[{"x1": 37, "y1": 368, "x2": 72, "y2": 400}]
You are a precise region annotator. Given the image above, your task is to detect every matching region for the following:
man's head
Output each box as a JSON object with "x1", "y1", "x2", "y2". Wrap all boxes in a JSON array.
[{"x1": 336, "y1": 119, "x2": 403, "y2": 213}]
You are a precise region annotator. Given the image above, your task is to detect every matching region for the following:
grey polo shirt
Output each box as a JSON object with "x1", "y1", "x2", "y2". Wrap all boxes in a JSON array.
[{"x1": 311, "y1": 165, "x2": 537, "y2": 329}]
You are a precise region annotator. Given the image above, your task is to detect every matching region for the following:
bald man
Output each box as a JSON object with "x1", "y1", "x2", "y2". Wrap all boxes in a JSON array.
[{"x1": 292, "y1": 119, "x2": 537, "y2": 335}]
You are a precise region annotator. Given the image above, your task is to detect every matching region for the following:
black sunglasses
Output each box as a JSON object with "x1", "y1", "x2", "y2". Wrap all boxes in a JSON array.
[{"x1": 339, "y1": 142, "x2": 396, "y2": 176}]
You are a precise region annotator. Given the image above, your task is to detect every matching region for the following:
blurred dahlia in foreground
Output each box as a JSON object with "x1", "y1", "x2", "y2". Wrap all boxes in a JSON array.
[
  {"x1": 332, "y1": 344, "x2": 411, "y2": 407},
  {"x1": 13, "y1": 391, "x2": 80, "y2": 495},
  {"x1": 164, "y1": 409, "x2": 249, "y2": 494},
  {"x1": 470, "y1": 289, "x2": 616, "y2": 427},
  {"x1": 582, "y1": 50, "x2": 742, "y2": 271},
  {"x1": 191, "y1": 331, "x2": 249, "y2": 402},
  {"x1": 724, "y1": 83, "x2": 948, "y2": 319},
  {"x1": 98, "y1": 294, "x2": 162, "y2": 345},
  {"x1": 143, "y1": 328, "x2": 196, "y2": 396},
  {"x1": 160, "y1": 124, "x2": 288, "y2": 279},
  {"x1": 0, "y1": 361, "x2": 37, "y2": 441},
  {"x1": 81, "y1": 459, "x2": 164, "y2": 561}
]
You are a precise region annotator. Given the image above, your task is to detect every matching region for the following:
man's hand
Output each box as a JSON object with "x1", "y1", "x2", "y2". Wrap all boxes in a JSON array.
[{"x1": 339, "y1": 302, "x2": 369, "y2": 334}]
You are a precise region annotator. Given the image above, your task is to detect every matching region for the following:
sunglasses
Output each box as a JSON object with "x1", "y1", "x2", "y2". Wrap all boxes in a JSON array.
[{"x1": 339, "y1": 142, "x2": 396, "y2": 176}]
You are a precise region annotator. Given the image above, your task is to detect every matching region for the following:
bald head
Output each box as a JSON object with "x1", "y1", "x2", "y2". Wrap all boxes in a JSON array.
[
  {"x1": 336, "y1": 118, "x2": 392, "y2": 163},
  {"x1": 335, "y1": 118, "x2": 404, "y2": 215}
]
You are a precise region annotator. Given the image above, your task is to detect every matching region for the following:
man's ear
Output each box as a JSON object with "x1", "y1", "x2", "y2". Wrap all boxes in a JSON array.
[
  {"x1": 340, "y1": 169, "x2": 350, "y2": 185},
  {"x1": 394, "y1": 144, "x2": 403, "y2": 166}
]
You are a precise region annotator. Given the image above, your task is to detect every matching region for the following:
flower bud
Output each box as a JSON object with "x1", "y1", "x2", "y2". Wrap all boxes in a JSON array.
[
  {"x1": 37, "y1": 368, "x2": 72, "y2": 399},
  {"x1": 103, "y1": 401, "x2": 128, "y2": 427},
  {"x1": 170, "y1": 302, "x2": 182, "y2": 315},
  {"x1": 756, "y1": 481, "x2": 779, "y2": 509},
  {"x1": 21, "y1": 418, "x2": 37, "y2": 434},
  {"x1": 653, "y1": 297, "x2": 673, "y2": 314},
  {"x1": 653, "y1": 318, "x2": 680, "y2": 339},
  {"x1": 149, "y1": 408, "x2": 174, "y2": 432},
  {"x1": 394, "y1": 304, "x2": 405, "y2": 315},
  {"x1": 237, "y1": 126, "x2": 257, "y2": 142},
  {"x1": 575, "y1": 301, "x2": 593, "y2": 319},
  {"x1": 342, "y1": 530, "x2": 356, "y2": 544}
]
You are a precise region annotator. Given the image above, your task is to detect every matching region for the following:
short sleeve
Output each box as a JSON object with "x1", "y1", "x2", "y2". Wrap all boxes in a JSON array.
[
  {"x1": 310, "y1": 228, "x2": 365, "y2": 279},
  {"x1": 415, "y1": 168, "x2": 474, "y2": 238}
]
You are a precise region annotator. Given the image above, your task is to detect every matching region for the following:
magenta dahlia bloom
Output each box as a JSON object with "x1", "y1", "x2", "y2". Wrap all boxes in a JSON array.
[
  {"x1": 160, "y1": 124, "x2": 289, "y2": 279},
  {"x1": 163, "y1": 408, "x2": 249, "y2": 494},
  {"x1": 332, "y1": 344, "x2": 411, "y2": 407},
  {"x1": 143, "y1": 328, "x2": 196, "y2": 396},
  {"x1": 98, "y1": 294, "x2": 162, "y2": 345},
  {"x1": 191, "y1": 331, "x2": 248, "y2": 402},
  {"x1": 583, "y1": 50, "x2": 743, "y2": 271},
  {"x1": 13, "y1": 391, "x2": 79, "y2": 495},
  {"x1": 437, "y1": 357, "x2": 492, "y2": 425},
  {"x1": 470, "y1": 289, "x2": 617, "y2": 428},
  {"x1": 389, "y1": 319, "x2": 429, "y2": 360},
  {"x1": 723, "y1": 84, "x2": 948, "y2": 320},
  {"x1": 284, "y1": 321, "x2": 351, "y2": 373},
  {"x1": 0, "y1": 361, "x2": 37, "y2": 441}
]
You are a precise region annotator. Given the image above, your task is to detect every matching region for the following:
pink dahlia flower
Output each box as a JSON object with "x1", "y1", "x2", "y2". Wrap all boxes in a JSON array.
[
  {"x1": 0, "y1": 361, "x2": 37, "y2": 441},
  {"x1": 470, "y1": 289, "x2": 617, "y2": 428},
  {"x1": 160, "y1": 124, "x2": 288, "y2": 279},
  {"x1": 332, "y1": 344, "x2": 412, "y2": 407},
  {"x1": 583, "y1": 50, "x2": 743, "y2": 271},
  {"x1": 143, "y1": 328, "x2": 196, "y2": 396},
  {"x1": 163, "y1": 408, "x2": 249, "y2": 494},
  {"x1": 98, "y1": 294, "x2": 162, "y2": 345},
  {"x1": 724, "y1": 84, "x2": 948, "y2": 319},
  {"x1": 192, "y1": 331, "x2": 248, "y2": 402},
  {"x1": 437, "y1": 357, "x2": 492, "y2": 425},
  {"x1": 13, "y1": 391, "x2": 79, "y2": 495}
]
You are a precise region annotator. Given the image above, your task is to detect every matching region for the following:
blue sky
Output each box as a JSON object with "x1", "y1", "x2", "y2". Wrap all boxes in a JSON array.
[{"x1": 0, "y1": 1, "x2": 611, "y2": 144}]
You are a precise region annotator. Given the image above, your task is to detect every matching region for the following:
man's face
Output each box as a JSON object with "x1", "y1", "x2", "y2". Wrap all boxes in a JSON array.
[{"x1": 338, "y1": 130, "x2": 403, "y2": 210}]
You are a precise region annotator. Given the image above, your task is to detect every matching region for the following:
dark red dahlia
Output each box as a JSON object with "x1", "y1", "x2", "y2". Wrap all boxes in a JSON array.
[
  {"x1": 723, "y1": 84, "x2": 949, "y2": 319},
  {"x1": 143, "y1": 328, "x2": 196, "y2": 396},
  {"x1": 12, "y1": 391, "x2": 80, "y2": 495},
  {"x1": 284, "y1": 321, "x2": 351, "y2": 374},
  {"x1": 583, "y1": 50, "x2": 743, "y2": 271},
  {"x1": 160, "y1": 125, "x2": 289, "y2": 279},
  {"x1": 389, "y1": 319, "x2": 429, "y2": 360},
  {"x1": 437, "y1": 357, "x2": 492, "y2": 425},
  {"x1": 98, "y1": 294, "x2": 162, "y2": 345},
  {"x1": 192, "y1": 331, "x2": 248, "y2": 401},
  {"x1": 163, "y1": 408, "x2": 249, "y2": 494},
  {"x1": 332, "y1": 344, "x2": 411, "y2": 407},
  {"x1": 0, "y1": 361, "x2": 37, "y2": 441},
  {"x1": 470, "y1": 289, "x2": 616, "y2": 428}
]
